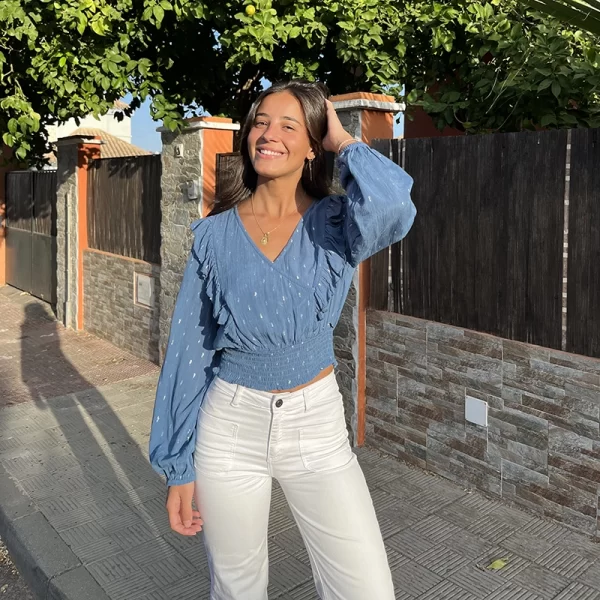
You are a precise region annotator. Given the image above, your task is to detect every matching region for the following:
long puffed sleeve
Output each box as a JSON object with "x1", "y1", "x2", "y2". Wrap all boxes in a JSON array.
[
  {"x1": 149, "y1": 218, "x2": 220, "y2": 486},
  {"x1": 336, "y1": 141, "x2": 416, "y2": 267}
]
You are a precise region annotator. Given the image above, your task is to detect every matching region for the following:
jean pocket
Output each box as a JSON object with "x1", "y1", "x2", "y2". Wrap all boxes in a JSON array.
[
  {"x1": 299, "y1": 417, "x2": 353, "y2": 473},
  {"x1": 194, "y1": 408, "x2": 238, "y2": 474}
]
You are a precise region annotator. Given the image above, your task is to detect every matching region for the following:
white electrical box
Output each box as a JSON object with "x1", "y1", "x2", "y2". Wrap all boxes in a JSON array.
[
  {"x1": 186, "y1": 179, "x2": 200, "y2": 200},
  {"x1": 135, "y1": 273, "x2": 155, "y2": 308},
  {"x1": 465, "y1": 396, "x2": 488, "y2": 427}
]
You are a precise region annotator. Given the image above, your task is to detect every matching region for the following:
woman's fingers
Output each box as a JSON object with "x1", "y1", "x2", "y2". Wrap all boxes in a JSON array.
[
  {"x1": 180, "y1": 491, "x2": 193, "y2": 528},
  {"x1": 166, "y1": 483, "x2": 202, "y2": 536},
  {"x1": 166, "y1": 492, "x2": 186, "y2": 534},
  {"x1": 323, "y1": 99, "x2": 353, "y2": 153}
]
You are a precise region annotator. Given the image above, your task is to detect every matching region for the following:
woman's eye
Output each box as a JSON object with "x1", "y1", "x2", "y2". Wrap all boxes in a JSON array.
[
  {"x1": 283, "y1": 125, "x2": 295, "y2": 131},
  {"x1": 254, "y1": 120, "x2": 267, "y2": 127}
]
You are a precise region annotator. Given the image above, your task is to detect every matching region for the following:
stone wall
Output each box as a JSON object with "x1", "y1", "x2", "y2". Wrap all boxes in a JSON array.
[
  {"x1": 366, "y1": 309, "x2": 600, "y2": 538},
  {"x1": 55, "y1": 143, "x2": 78, "y2": 328},
  {"x1": 158, "y1": 128, "x2": 203, "y2": 362},
  {"x1": 83, "y1": 249, "x2": 160, "y2": 362},
  {"x1": 334, "y1": 276, "x2": 359, "y2": 444},
  {"x1": 332, "y1": 107, "x2": 362, "y2": 443}
]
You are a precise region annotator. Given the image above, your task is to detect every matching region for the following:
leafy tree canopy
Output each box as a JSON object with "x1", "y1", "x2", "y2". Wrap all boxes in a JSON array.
[
  {"x1": 526, "y1": 0, "x2": 600, "y2": 36},
  {"x1": 2, "y1": 0, "x2": 600, "y2": 163}
]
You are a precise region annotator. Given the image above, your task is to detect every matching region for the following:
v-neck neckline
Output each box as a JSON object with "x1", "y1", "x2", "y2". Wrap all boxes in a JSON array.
[{"x1": 234, "y1": 202, "x2": 316, "y2": 266}]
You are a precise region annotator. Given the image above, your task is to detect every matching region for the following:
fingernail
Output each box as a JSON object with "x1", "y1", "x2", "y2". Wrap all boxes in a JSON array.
[{"x1": 184, "y1": 520, "x2": 192, "y2": 528}]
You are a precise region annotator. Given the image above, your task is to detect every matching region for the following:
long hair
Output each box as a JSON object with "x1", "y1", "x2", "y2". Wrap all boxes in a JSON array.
[{"x1": 210, "y1": 80, "x2": 332, "y2": 216}]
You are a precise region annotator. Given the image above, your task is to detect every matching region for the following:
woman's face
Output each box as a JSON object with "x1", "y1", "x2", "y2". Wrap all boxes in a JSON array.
[{"x1": 247, "y1": 91, "x2": 315, "y2": 182}]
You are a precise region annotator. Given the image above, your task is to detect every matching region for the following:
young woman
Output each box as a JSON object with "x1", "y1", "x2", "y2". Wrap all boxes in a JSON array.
[{"x1": 150, "y1": 80, "x2": 416, "y2": 600}]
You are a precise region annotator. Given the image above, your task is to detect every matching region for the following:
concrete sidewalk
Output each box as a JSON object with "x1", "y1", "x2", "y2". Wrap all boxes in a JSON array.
[{"x1": 1, "y1": 288, "x2": 600, "y2": 600}]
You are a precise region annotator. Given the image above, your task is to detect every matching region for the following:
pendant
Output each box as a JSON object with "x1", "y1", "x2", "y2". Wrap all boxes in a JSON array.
[{"x1": 260, "y1": 233, "x2": 269, "y2": 245}]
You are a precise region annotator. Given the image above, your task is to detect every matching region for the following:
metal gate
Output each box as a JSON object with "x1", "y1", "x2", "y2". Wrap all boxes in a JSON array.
[{"x1": 5, "y1": 171, "x2": 57, "y2": 303}]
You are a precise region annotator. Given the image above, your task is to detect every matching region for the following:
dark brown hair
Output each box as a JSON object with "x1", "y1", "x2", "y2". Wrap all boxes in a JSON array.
[{"x1": 210, "y1": 80, "x2": 332, "y2": 216}]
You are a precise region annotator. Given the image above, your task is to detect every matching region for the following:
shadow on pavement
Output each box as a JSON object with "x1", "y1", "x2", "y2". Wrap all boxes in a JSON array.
[{"x1": 0, "y1": 295, "x2": 209, "y2": 597}]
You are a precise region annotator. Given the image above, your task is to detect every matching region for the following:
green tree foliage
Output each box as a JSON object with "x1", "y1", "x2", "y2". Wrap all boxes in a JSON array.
[
  {"x1": 1, "y1": 0, "x2": 600, "y2": 162},
  {"x1": 526, "y1": 0, "x2": 600, "y2": 36},
  {"x1": 406, "y1": 0, "x2": 600, "y2": 132}
]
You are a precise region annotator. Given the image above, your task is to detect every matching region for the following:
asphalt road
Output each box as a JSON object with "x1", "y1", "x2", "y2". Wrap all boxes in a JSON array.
[{"x1": 0, "y1": 538, "x2": 34, "y2": 600}]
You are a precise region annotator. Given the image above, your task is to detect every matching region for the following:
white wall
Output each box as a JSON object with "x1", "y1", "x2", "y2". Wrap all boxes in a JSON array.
[{"x1": 47, "y1": 109, "x2": 131, "y2": 144}]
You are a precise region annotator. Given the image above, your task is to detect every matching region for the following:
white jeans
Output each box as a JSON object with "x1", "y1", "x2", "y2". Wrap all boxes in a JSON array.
[{"x1": 194, "y1": 372, "x2": 395, "y2": 600}]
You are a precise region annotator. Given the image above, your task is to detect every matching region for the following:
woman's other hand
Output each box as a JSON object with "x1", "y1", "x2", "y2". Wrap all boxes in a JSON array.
[
  {"x1": 166, "y1": 482, "x2": 203, "y2": 536},
  {"x1": 323, "y1": 100, "x2": 355, "y2": 154}
]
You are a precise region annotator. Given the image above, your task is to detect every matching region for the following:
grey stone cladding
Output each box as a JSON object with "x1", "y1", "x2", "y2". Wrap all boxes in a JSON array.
[
  {"x1": 55, "y1": 143, "x2": 79, "y2": 329},
  {"x1": 158, "y1": 128, "x2": 203, "y2": 363},
  {"x1": 83, "y1": 250, "x2": 160, "y2": 363},
  {"x1": 366, "y1": 310, "x2": 600, "y2": 539}
]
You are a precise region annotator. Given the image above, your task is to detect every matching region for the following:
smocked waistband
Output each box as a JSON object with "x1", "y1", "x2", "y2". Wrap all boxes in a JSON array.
[{"x1": 217, "y1": 330, "x2": 337, "y2": 392}]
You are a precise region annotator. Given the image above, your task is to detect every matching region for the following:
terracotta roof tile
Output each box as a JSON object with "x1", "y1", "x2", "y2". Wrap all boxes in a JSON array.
[{"x1": 69, "y1": 127, "x2": 152, "y2": 158}]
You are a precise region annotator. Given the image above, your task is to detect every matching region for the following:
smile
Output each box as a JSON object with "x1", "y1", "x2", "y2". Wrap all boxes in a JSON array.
[{"x1": 257, "y1": 148, "x2": 285, "y2": 157}]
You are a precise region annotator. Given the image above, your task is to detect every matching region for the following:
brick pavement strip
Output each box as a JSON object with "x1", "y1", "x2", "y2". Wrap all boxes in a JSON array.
[
  {"x1": 0, "y1": 287, "x2": 158, "y2": 408},
  {"x1": 1, "y1": 290, "x2": 600, "y2": 600}
]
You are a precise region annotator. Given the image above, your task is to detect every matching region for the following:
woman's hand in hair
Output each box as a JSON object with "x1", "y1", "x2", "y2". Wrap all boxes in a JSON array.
[
  {"x1": 323, "y1": 100, "x2": 354, "y2": 154},
  {"x1": 166, "y1": 482, "x2": 203, "y2": 536}
]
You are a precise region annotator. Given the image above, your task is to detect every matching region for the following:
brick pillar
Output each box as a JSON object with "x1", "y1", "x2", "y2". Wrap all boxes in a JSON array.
[
  {"x1": 158, "y1": 117, "x2": 239, "y2": 362},
  {"x1": 55, "y1": 136, "x2": 101, "y2": 329},
  {"x1": 330, "y1": 92, "x2": 403, "y2": 446}
]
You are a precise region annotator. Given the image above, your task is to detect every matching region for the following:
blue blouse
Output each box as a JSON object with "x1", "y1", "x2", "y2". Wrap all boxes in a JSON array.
[{"x1": 149, "y1": 142, "x2": 416, "y2": 485}]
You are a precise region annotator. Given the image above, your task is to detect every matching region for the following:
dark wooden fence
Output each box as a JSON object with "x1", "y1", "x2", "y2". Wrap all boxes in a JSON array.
[
  {"x1": 213, "y1": 130, "x2": 598, "y2": 358},
  {"x1": 5, "y1": 170, "x2": 58, "y2": 303},
  {"x1": 567, "y1": 129, "x2": 600, "y2": 358},
  {"x1": 87, "y1": 155, "x2": 162, "y2": 264},
  {"x1": 5, "y1": 172, "x2": 31, "y2": 231},
  {"x1": 371, "y1": 131, "x2": 568, "y2": 352},
  {"x1": 214, "y1": 152, "x2": 240, "y2": 211},
  {"x1": 6, "y1": 171, "x2": 57, "y2": 235}
]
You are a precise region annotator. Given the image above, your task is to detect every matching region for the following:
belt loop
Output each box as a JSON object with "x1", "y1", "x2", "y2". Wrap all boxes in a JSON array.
[
  {"x1": 302, "y1": 386, "x2": 311, "y2": 412},
  {"x1": 230, "y1": 384, "x2": 242, "y2": 406}
]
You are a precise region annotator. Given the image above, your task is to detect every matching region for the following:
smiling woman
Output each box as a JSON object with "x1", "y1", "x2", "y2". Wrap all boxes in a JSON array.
[
  {"x1": 149, "y1": 79, "x2": 417, "y2": 600},
  {"x1": 210, "y1": 80, "x2": 332, "y2": 217}
]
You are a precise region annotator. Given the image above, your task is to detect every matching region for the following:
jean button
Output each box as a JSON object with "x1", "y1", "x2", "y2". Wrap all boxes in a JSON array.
[{"x1": 275, "y1": 399, "x2": 283, "y2": 408}]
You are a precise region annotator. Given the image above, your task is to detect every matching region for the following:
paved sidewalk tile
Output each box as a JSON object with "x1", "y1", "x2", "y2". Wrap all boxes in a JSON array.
[{"x1": 1, "y1": 290, "x2": 600, "y2": 599}]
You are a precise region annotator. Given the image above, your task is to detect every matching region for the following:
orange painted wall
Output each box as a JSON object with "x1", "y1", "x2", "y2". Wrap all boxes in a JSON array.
[
  {"x1": 76, "y1": 143, "x2": 101, "y2": 330},
  {"x1": 330, "y1": 92, "x2": 395, "y2": 104},
  {"x1": 361, "y1": 110, "x2": 394, "y2": 144},
  {"x1": 0, "y1": 167, "x2": 7, "y2": 287},
  {"x1": 0, "y1": 146, "x2": 16, "y2": 286},
  {"x1": 202, "y1": 130, "x2": 234, "y2": 216},
  {"x1": 201, "y1": 118, "x2": 235, "y2": 217}
]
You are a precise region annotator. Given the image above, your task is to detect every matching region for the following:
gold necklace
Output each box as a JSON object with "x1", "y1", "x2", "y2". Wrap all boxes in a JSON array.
[{"x1": 251, "y1": 194, "x2": 307, "y2": 246}]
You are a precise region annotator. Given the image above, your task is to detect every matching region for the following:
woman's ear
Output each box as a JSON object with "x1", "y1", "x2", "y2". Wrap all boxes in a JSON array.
[{"x1": 306, "y1": 147, "x2": 316, "y2": 161}]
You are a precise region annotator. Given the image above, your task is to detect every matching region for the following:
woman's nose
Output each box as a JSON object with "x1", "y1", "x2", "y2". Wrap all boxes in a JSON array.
[{"x1": 260, "y1": 124, "x2": 279, "y2": 142}]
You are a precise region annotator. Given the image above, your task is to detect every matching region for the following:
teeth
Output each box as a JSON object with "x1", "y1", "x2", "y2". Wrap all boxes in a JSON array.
[{"x1": 259, "y1": 149, "x2": 283, "y2": 156}]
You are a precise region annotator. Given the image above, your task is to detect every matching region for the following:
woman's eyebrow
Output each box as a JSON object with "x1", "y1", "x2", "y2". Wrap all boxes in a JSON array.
[{"x1": 255, "y1": 112, "x2": 301, "y2": 125}]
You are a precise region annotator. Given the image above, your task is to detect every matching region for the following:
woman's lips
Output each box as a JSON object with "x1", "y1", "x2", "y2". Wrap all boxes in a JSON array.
[{"x1": 256, "y1": 148, "x2": 286, "y2": 159}]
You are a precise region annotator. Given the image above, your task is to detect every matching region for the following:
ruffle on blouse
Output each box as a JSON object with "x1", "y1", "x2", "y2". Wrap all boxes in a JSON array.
[
  {"x1": 190, "y1": 218, "x2": 228, "y2": 329},
  {"x1": 314, "y1": 195, "x2": 349, "y2": 322}
]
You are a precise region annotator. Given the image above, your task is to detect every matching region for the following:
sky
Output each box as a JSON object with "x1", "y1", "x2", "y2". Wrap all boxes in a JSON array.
[
  {"x1": 130, "y1": 97, "x2": 163, "y2": 153},
  {"x1": 130, "y1": 95, "x2": 404, "y2": 153}
]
